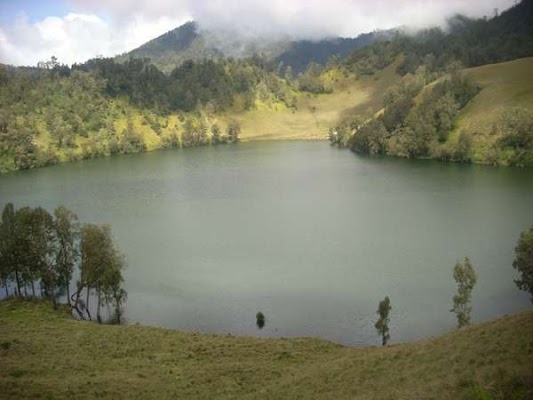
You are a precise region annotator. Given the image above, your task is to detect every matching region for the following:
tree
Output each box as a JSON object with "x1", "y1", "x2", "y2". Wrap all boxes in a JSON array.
[
  {"x1": 182, "y1": 117, "x2": 208, "y2": 148},
  {"x1": 453, "y1": 130, "x2": 473, "y2": 163},
  {"x1": 211, "y1": 123, "x2": 221, "y2": 145},
  {"x1": 284, "y1": 66, "x2": 293, "y2": 83},
  {"x1": 227, "y1": 120, "x2": 241, "y2": 143},
  {"x1": 256, "y1": 312, "x2": 266, "y2": 329},
  {"x1": 99, "y1": 246, "x2": 127, "y2": 324},
  {"x1": 451, "y1": 257, "x2": 477, "y2": 328},
  {"x1": 0, "y1": 203, "x2": 17, "y2": 296},
  {"x1": 14, "y1": 207, "x2": 37, "y2": 296},
  {"x1": 119, "y1": 119, "x2": 146, "y2": 154},
  {"x1": 0, "y1": 204, "x2": 55, "y2": 298},
  {"x1": 13, "y1": 207, "x2": 54, "y2": 298},
  {"x1": 79, "y1": 224, "x2": 126, "y2": 323},
  {"x1": 53, "y1": 206, "x2": 80, "y2": 305},
  {"x1": 30, "y1": 207, "x2": 55, "y2": 301},
  {"x1": 512, "y1": 226, "x2": 533, "y2": 302},
  {"x1": 374, "y1": 296, "x2": 392, "y2": 346}
]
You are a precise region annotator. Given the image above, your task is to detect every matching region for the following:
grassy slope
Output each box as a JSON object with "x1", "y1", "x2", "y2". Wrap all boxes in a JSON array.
[
  {"x1": 233, "y1": 63, "x2": 400, "y2": 141},
  {"x1": 0, "y1": 300, "x2": 532, "y2": 399},
  {"x1": 459, "y1": 57, "x2": 533, "y2": 133},
  {"x1": 455, "y1": 57, "x2": 533, "y2": 160}
]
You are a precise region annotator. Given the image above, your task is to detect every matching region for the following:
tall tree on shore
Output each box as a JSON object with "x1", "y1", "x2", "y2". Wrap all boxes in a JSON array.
[
  {"x1": 227, "y1": 120, "x2": 241, "y2": 143},
  {"x1": 0, "y1": 203, "x2": 17, "y2": 296},
  {"x1": 13, "y1": 207, "x2": 55, "y2": 298},
  {"x1": 53, "y1": 206, "x2": 80, "y2": 305},
  {"x1": 512, "y1": 226, "x2": 533, "y2": 302},
  {"x1": 103, "y1": 261, "x2": 127, "y2": 324},
  {"x1": 79, "y1": 223, "x2": 127, "y2": 323},
  {"x1": 375, "y1": 296, "x2": 392, "y2": 346},
  {"x1": 14, "y1": 207, "x2": 36, "y2": 296},
  {"x1": 30, "y1": 207, "x2": 55, "y2": 301},
  {"x1": 451, "y1": 257, "x2": 477, "y2": 328}
]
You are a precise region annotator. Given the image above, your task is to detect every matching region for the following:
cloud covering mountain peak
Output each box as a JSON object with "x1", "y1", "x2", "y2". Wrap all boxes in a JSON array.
[{"x1": 0, "y1": 0, "x2": 515, "y2": 66}]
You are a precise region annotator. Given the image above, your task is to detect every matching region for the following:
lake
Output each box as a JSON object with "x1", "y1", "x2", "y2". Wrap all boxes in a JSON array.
[{"x1": 0, "y1": 141, "x2": 532, "y2": 346}]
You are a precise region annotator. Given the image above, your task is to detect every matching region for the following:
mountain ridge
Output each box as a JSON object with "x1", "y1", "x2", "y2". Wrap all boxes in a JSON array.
[{"x1": 115, "y1": 21, "x2": 390, "y2": 74}]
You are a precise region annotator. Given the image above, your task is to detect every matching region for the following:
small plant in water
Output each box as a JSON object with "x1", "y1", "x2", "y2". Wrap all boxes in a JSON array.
[{"x1": 256, "y1": 312, "x2": 265, "y2": 329}]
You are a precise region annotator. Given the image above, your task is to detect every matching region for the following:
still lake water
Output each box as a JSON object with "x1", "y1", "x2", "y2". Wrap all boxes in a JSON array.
[{"x1": 1, "y1": 141, "x2": 532, "y2": 346}]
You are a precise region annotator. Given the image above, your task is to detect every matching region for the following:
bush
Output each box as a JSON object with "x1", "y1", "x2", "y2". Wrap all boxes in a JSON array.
[
  {"x1": 256, "y1": 312, "x2": 265, "y2": 329},
  {"x1": 452, "y1": 130, "x2": 473, "y2": 163}
]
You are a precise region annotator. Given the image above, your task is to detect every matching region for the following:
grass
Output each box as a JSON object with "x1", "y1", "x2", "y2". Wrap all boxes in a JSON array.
[
  {"x1": 231, "y1": 63, "x2": 400, "y2": 141},
  {"x1": 0, "y1": 299, "x2": 531, "y2": 399},
  {"x1": 432, "y1": 57, "x2": 533, "y2": 163},
  {"x1": 459, "y1": 57, "x2": 533, "y2": 134}
]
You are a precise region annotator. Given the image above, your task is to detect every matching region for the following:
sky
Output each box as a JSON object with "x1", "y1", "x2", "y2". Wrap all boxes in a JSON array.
[{"x1": 0, "y1": 0, "x2": 517, "y2": 67}]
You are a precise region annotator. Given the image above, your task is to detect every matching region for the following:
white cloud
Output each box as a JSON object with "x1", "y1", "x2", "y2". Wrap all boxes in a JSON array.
[
  {"x1": 0, "y1": 11, "x2": 188, "y2": 66},
  {"x1": 0, "y1": 0, "x2": 517, "y2": 66},
  {"x1": 69, "y1": 0, "x2": 516, "y2": 38}
]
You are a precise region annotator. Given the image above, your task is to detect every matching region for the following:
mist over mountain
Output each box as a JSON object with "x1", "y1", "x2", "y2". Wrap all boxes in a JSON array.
[{"x1": 115, "y1": 21, "x2": 393, "y2": 74}]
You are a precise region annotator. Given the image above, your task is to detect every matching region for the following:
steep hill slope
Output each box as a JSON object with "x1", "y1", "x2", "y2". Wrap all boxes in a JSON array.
[
  {"x1": 0, "y1": 300, "x2": 532, "y2": 399},
  {"x1": 459, "y1": 57, "x2": 533, "y2": 135},
  {"x1": 336, "y1": 55, "x2": 533, "y2": 166},
  {"x1": 411, "y1": 57, "x2": 533, "y2": 165}
]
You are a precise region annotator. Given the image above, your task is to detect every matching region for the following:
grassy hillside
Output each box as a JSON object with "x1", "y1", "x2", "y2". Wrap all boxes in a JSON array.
[
  {"x1": 401, "y1": 56, "x2": 533, "y2": 155},
  {"x1": 340, "y1": 57, "x2": 533, "y2": 166},
  {"x1": 460, "y1": 57, "x2": 533, "y2": 131},
  {"x1": 0, "y1": 299, "x2": 532, "y2": 399},
  {"x1": 232, "y1": 62, "x2": 399, "y2": 141},
  {"x1": 455, "y1": 57, "x2": 533, "y2": 160}
]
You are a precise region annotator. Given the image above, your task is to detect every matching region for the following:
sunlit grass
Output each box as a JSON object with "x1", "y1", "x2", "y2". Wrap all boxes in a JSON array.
[
  {"x1": 229, "y1": 63, "x2": 400, "y2": 141},
  {"x1": 450, "y1": 57, "x2": 533, "y2": 162}
]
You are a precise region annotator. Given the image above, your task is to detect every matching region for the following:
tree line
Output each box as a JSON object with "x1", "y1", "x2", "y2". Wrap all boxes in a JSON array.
[
  {"x1": 0, "y1": 203, "x2": 127, "y2": 323},
  {"x1": 0, "y1": 59, "x2": 245, "y2": 173},
  {"x1": 374, "y1": 225, "x2": 533, "y2": 346}
]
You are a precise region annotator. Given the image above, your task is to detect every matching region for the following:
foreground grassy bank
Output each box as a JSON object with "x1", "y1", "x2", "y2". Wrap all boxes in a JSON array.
[{"x1": 0, "y1": 300, "x2": 531, "y2": 399}]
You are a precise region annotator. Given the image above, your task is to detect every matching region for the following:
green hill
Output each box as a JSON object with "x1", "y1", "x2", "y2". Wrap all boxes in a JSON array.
[
  {"x1": 458, "y1": 57, "x2": 533, "y2": 138},
  {"x1": 232, "y1": 61, "x2": 400, "y2": 141},
  {"x1": 0, "y1": 299, "x2": 531, "y2": 399},
  {"x1": 340, "y1": 57, "x2": 533, "y2": 166}
]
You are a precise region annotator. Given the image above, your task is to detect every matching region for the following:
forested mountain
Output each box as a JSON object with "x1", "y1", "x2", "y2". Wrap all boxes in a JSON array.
[
  {"x1": 274, "y1": 31, "x2": 391, "y2": 74},
  {"x1": 331, "y1": 0, "x2": 533, "y2": 166},
  {"x1": 343, "y1": 0, "x2": 533, "y2": 78},
  {"x1": 1, "y1": 1, "x2": 532, "y2": 173},
  {"x1": 116, "y1": 21, "x2": 386, "y2": 74}
]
